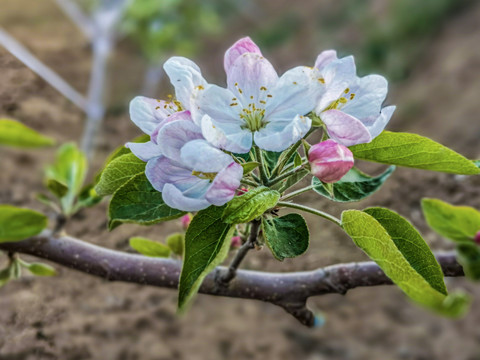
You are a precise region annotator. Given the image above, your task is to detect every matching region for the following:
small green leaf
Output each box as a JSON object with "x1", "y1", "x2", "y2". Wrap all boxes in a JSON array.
[
  {"x1": 263, "y1": 151, "x2": 283, "y2": 174},
  {"x1": 46, "y1": 143, "x2": 87, "y2": 214},
  {"x1": 349, "y1": 131, "x2": 480, "y2": 175},
  {"x1": 108, "y1": 173, "x2": 185, "y2": 229},
  {"x1": 474, "y1": 160, "x2": 480, "y2": 168},
  {"x1": 271, "y1": 169, "x2": 309, "y2": 193},
  {"x1": 342, "y1": 208, "x2": 469, "y2": 317},
  {"x1": 456, "y1": 243, "x2": 480, "y2": 280},
  {"x1": 222, "y1": 186, "x2": 280, "y2": 224},
  {"x1": 166, "y1": 233, "x2": 184, "y2": 256},
  {"x1": 262, "y1": 213, "x2": 309, "y2": 261},
  {"x1": 46, "y1": 178, "x2": 69, "y2": 198},
  {"x1": 293, "y1": 152, "x2": 303, "y2": 168},
  {"x1": 95, "y1": 153, "x2": 146, "y2": 196},
  {"x1": 179, "y1": 205, "x2": 234, "y2": 311},
  {"x1": 312, "y1": 166, "x2": 395, "y2": 202},
  {"x1": 241, "y1": 161, "x2": 260, "y2": 175},
  {"x1": 0, "y1": 268, "x2": 11, "y2": 288},
  {"x1": 129, "y1": 237, "x2": 171, "y2": 257},
  {"x1": 0, "y1": 205, "x2": 47, "y2": 242},
  {"x1": 0, "y1": 118, "x2": 55, "y2": 148},
  {"x1": 26, "y1": 263, "x2": 57, "y2": 276},
  {"x1": 421, "y1": 198, "x2": 480, "y2": 242}
]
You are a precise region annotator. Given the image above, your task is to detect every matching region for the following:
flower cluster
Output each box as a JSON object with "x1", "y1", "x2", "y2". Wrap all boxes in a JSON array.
[{"x1": 127, "y1": 37, "x2": 395, "y2": 211}]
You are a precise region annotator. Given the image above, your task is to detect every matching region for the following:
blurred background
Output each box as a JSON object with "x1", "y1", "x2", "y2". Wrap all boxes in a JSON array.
[{"x1": 1, "y1": 0, "x2": 480, "y2": 359}]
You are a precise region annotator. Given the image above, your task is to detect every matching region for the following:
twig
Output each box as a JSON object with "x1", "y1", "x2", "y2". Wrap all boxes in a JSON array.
[
  {"x1": 54, "y1": 0, "x2": 94, "y2": 39},
  {"x1": 0, "y1": 231, "x2": 463, "y2": 327},
  {"x1": 0, "y1": 27, "x2": 87, "y2": 111},
  {"x1": 281, "y1": 185, "x2": 315, "y2": 201},
  {"x1": 219, "y1": 220, "x2": 260, "y2": 284}
]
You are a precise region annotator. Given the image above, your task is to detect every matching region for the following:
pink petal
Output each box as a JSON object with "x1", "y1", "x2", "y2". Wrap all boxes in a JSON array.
[
  {"x1": 205, "y1": 162, "x2": 243, "y2": 206},
  {"x1": 224, "y1": 37, "x2": 262, "y2": 75},
  {"x1": 308, "y1": 139, "x2": 354, "y2": 183},
  {"x1": 321, "y1": 109, "x2": 372, "y2": 146}
]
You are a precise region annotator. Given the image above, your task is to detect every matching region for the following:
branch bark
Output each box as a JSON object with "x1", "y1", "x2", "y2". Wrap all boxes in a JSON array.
[{"x1": 0, "y1": 231, "x2": 464, "y2": 327}]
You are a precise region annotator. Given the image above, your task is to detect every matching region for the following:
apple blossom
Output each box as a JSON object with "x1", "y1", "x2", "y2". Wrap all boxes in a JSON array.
[
  {"x1": 165, "y1": 37, "x2": 325, "y2": 153},
  {"x1": 313, "y1": 50, "x2": 396, "y2": 146},
  {"x1": 308, "y1": 139, "x2": 354, "y2": 183}
]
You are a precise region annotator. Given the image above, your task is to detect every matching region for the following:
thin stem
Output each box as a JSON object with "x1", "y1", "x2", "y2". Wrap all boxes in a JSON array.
[
  {"x1": 270, "y1": 139, "x2": 302, "y2": 179},
  {"x1": 267, "y1": 165, "x2": 304, "y2": 187},
  {"x1": 277, "y1": 201, "x2": 341, "y2": 227},
  {"x1": 255, "y1": 146, "x2": 268, "y2": 185},
  {"x1": 281, "y1": 185, "x2": 315, "y2": 201},
  {"x1": 240, "y1": 179, "x2": 258, "y2": 187},
  {"x1": 219, "y1": 220, "x2": 261, "y2": 284},
  {"x1": 270, "y1": 128, "x2": 316, "y2": 179}
]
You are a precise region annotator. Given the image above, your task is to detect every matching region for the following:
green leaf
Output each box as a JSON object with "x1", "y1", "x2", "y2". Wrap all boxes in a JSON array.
[
  {"x1": 108, "y1": 173, "x2": 185, "y2": 229},
  {"x1": 222, "y1": 186, "x2": 280, "y2": 224},
  {"x1": 95, "y1": 153, "x2": 146, "y2": 196},
  {"x1": 364, "y1": 207, "x2": 447, "y2": 295},
  {"x1": 421, "y1": 198, "x2": 480, "y2": 242},
  {"x1": 241, "y1": 161, "x2": 260, "y2": 175},
  {"x1": 26, "y1": 263, "x2": 57, "y2": 276},
  {"x1": 263, "y1": 151, "x2": 283, "y2": 174},
  {"x1": 94, "y1": 134, "x2": 149, "y2": 184},
  {"x1": 349, "y1": 131, "x2": 480, "y2": 175},
  {"x1": 166, "y1": 233, "x2": 184, "y2": 256},
  {"x1": 312, "y1": 166, "x2": 395, "y2": 202},
  {"x1": 129, "y1": 237, "x2": 171, "y2": 257},
  {"x1": 46, "y1": 143, "x2": 87, "y2": 214},
  {"x1": 456, "y1": 243, "x2": 480, "y2": 280},
  {"x1": 271, "y1": 169, "x2": 309, "y2": 193},
  {"x1": 0, "y1": 205, "x2": 48, "y2": 242},
  {"x1": 474, "y1": 160, "x2": 480, "y2": 168},
  {"x1": 46, "y1": 178, "x2": 69, "y2": 198},
  {"x1": 262, "y1": 213, "x2": 309, "y2": 261},
  {"x1": 342, "y1": 208, "x2": 469, "y2": 317},
  {"x1": 0, "y1": 118, "x2": 55, "y2": 148},
  {"x1": 0, "y1": 268, "x2": 10, "y2": 287},
  {"x1": 178, "y1": 205, "x2": 234, "y2": 311}
]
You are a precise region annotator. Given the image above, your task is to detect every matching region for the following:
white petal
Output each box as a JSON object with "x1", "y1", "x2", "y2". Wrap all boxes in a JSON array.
[
  {"x1": 181, "y1": 139, "x2": 234, "y2": 173},
  {"x1": 342, "y1": 74, "x2": 388, "y2": 120},
  {"x1": 227, "y1": 53, "x2": 278, "y2": 105},
  {"x1": 145, "y1": 156, "x2": 199, "y2": 193},
  {"x1": 129, "y1": 96, "x2": 177, "y2": 135},
  {"x1": 201, "y1": 115, "x2": 253, "y2": 153},
  {"x1": 365, "y1": 105, "x2": 396, "y2": 139},
  {"x1": 162, "y1": 183, "x2": 210, "y2": 212},
  {"x1": 315, "y1": 56, "x2": 356, "y2": 112},
  {"x1": 163, "y1": 56, "x2": 207, "y2": 112},
  {"x1": 254, "y1": 115, "x2": 312, "y2": 152},
  {"x1": 155, "y1": 120, "x2": 203, "y2": 162},
  {"x1": 314, "y1": 50, "x2": 338, "y2": 71},
  {"x1": 266, "y1": 66, "x2": 325, "y2": 119},
  {"x1": 126, "y1": 141, "x2": 163, "y2": 162}
]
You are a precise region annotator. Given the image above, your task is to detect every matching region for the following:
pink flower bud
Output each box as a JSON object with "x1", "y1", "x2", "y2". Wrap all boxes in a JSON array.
[
  {"x1": 475, "y1": 231, "x2": 480, "y2": 245},
  {"x1": 181, "y1": 214, "x2": 192, "y2": 229},
  {"x1": 308, "y1": 139, "x2": 354, "y2": 183},
  {"x1": 231, "y1": 236, "x2": 242, "y2": 248}
]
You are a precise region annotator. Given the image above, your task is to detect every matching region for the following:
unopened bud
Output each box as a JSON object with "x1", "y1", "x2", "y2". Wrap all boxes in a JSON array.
[
  {"x1": 231, "y1": 236, "x2": 242, "y2": 248},
  {"x1": 308, "y1": 139, "x2": 354, "y2": 183},
  {"x1": 475, "y1": 231, "x2": 480, "y2": 245},
  {"x1": 181, "y1": 214, "x2": 192, "y2": 229}
]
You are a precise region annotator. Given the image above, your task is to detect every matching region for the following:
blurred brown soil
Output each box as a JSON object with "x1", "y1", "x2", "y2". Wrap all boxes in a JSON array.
[{"x1": 1, "y1": 1, "x2": 480, "y2": 359}]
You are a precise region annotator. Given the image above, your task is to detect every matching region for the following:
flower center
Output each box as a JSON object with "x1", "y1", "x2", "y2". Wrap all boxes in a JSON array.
[
  {"x1": 192, "y1": 170, "x2": 217, "y2": 181},
  {"x1": 325, "y1": 88, "x2": 356, "y2": 111},
  {"x1": 232, "y1": 84, "x2": 274, "y2": 132}
]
